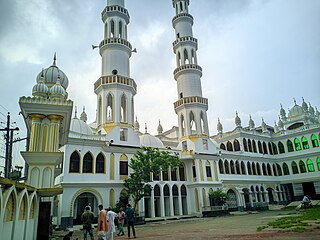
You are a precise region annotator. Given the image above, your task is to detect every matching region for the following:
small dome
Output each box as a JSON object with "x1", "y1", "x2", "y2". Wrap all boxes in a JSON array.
[
  {"x1": 235, "y1": 112, "x2": 241, "y2": 128},
  {"x1": 49, "y1": 77, "x2": 66, "y2": 99},
  {"x1": 217, "y1": 118, "x2": 223, "y2": 133},
  {"x1": 140, "y1": 133, "x2": 164, "y2": 148},
  {"x1": 280, "y1": 104, "x2": 286, "y2": 119},
  {"x1": 248, "y1": 115, "x2": 255, "y2": 130},
  {"x1": 261, "y1": 118, "x2": 268, "y2": 133},
  {"x1": 288, "y1": 100, "x2": 303, "y2": 118},
  {"x1": 302, "y1": 98, "x2": 308, "y2": 112},
  {"x1": 32, "y1": 73, "x2": 49, "y2": 98},
  {"x1": 36, "y1": 54, "x2": 69, "y2": 89},
  {"x1": 134, "y1": 116, "x2": 140, "y2": 132},
  {"x1": 80, "y1": 107, "x2": 88, "y2": 123},
  {"x1": 157, "y1": 120, "x2": 163, "y2": 134},
  {"x1": 70, "y1": 118, "x2": 93, "y2": 135},
  {"x1": 309, "y1": 103, "x2": 315, "y2": 115}
]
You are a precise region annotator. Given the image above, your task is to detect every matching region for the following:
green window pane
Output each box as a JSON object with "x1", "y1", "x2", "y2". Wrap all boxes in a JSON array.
[
  {"x1": 287, "y1": 140, "x2": 294, "y2": 152},
  {"x1": 311, "y1": 134, "x2": 319, "y2": 147},
  {"x1": 307, "y1": 159, "x2": 314, "y2": 172},
  {"x1": 301, "y1": 137, "x2": 309, "y2": 149},
  {"x1": 317, "y1": 157, "x2": 320, "y2": 171},
  {"x1": 294, "y1": 138, "x2": 301, "y2": 151},
  {"x1": 292, "y1": 161, "x2": 298, "y2": 174},
  {"x1": 299, "y1": 161, "x2": 306, "y2": 173}
]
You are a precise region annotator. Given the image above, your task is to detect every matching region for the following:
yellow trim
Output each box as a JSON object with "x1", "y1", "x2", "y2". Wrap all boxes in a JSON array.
[
  {"x1": 47, "y1": 114, "x2": 63, "y2": 121},
  {"x1": 199, "y1": 160, "x2": 204, "y2": 181},
  {"x1": 120, "y1": 175, "x2": 128, "y2": 180},
  {"x1": 110, "y1": 153, "x2": 115, "y2": 180}
]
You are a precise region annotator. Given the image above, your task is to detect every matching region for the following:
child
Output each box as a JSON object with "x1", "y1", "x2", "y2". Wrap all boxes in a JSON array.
[{"x1": 117, "y1": 207, "x2": 125, "y2": 236}]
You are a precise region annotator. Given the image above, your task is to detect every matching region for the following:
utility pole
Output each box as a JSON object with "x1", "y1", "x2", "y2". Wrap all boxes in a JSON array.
[{"x1": 0, "y1": 112, "x2": 19, "y2": 178}]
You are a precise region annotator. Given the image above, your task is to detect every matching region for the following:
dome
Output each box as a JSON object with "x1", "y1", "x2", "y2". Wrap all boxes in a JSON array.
[
  {"x1": 302, "y1": 98, "x2": 308, "y2": 112},
  {"x1": 280, "y1": 104, "x2": 286, "y2": 118},
  {"x1": 36, "y1": 54, "x2": 69, "y2": 89},
  {"x1": 32, "y1": 79, "x2": 49, "y2": 98},
  {"x1": 49, "y1": 78, "x2": 66, "y2": 99},
  {"x1": 288, "y1": 102, "x2": 303, "y2": 118},
  {"x1": 70, "y1": 118, "x2": 93, "y2": 135},
  {"x1": 140, "y1": 133, "x2": 164, "y2": 148},
  {"x1": 248, "y1": 115, "x2": 255, "y2": 130}
]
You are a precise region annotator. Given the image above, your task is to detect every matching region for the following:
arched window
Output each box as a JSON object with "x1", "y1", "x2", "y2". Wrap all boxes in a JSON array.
[
  {"x1": 267, "y1": 163, "x2": 272, "y2": 176},
  {"x1": 83, "y1": 152, "x2": 93, "y2": 173},
  {"x1": 69, "y1": 151, "x2": 80, "y2": 173},
  {"x1": 234, "y1": 139, "x2": 240, "y2": 151},
  {"x1": 277, "y1": 164, "x2": 282, "y2": 176},
  {"x1": 283, "y1": 163, "x2": 289, "y2": 175},
  {"x1": 189, "y1": 111, "x2": 196, "y2": 133},
  {"x1": 248, "y1": 139, "x2": 252, "y2": 152},
  {"x1": 224, "y1": 160, "x2": 230, "y2": 174},
  {"x1": 241, "y1": 161, "x2": 246, "y2": 175},
  {"x1": 272, "y1": 164, "x2": 277, "y2": 176},
  {"x1": 301, "y1": 137, "x2": 309, "y2": 149},
  {"x1": 311, "y1": 134, "x2": 319, "y2": 147},
  {"x1": 252, "y1": 140, "x2": 257, "y2": 153},
  {"x1": 258, "y1": 141, "x2": 263, "y2": 153},
  {"x1": 292, "y1": 161, "x2": 299, "y2": 174},
  {"x1": 278, "y1": 141, "x2": 285, "y2": 154},
  {"x1": 247, "y1": 162, "x2": 252, "y2": 175},
  {"x1": 263, "y1": 142, "x2": 268, "y2": 154},
  {"x1": 317, "y1": 157, "x2": 320, "y2": 170},
  {"x1": 180, "y1": 115, "x2": 185, "y2": 136},
  {"x1": 120, "y1": 154, "x2": 128, "y2": 177},
  {"x1": 191, "y1": 49, "x2": 196, "y2": 64},
  {"x1": 183, "y1": 49, "x2": 189, "y2": 64},
  {"x1": 307, "y1": 159, "x2": 314, "y2": 172},
  {"x1": 120, "y1": 94, "x2": 127, "y2": 123},
  {"x1": 294, "y1": 138, "x2": 302, "y2": 151},
  {"x1": 287, "y1": 140, "x2": 294, "y2": 152},
  {"x1": 299, "y1": 160, "x2": 306, "y2": 173},
  {"x1": 218, "y1": 159, "x2": 224, "y2": 174},
  {"x1": 230, "y1": 160, "x2": 235, "y2": 174},
  {"x1": 177, "y1": 51, "x2": 182, "y2": 67},
  {"x1": 171, "y1": 167, "x2": 178, "y2": 181},
  {"x1": 235, "y1": 161, "x2": 240, "y2": 174},
  {"x1": 252, "y1": 162, "x2": 256, "y2": 175},
  {"x1": 200, "y1": 111, "x2": 206, "y2": 134},
  {"x1": 243, "y1": 138, "x2": 248, "y2": 152},
  {"x1": 107, "y1": 93, "x2": 113, "y2": 122},
  {"x1": 205, "y1": 161, "x2": 212, "y2": 178},
  {"x1": 118, "y1": 21, "x2": 123, "y2": 38},
  {"x1": 192, "y1": 161, "x2": 196, "y2": 179},
  {"x1": 272, "y1": 143, "x2": 278, "y2": 155},
  {"x1": 179, "y1": 164, "x2": 186, "y2": 181},
  {"x1": 262, "y1": 163, "x2": 267, "y2": 175},
  {"x1": 227, "y1": 141, "x2": 233, "y2": 151},
  {"x1": 96, "y1": 153, "x2": 105, "y2": 173},
  {"x1": 220, "y1": 143, "x2": 226, "y2": 150},
  {"x1": 268, "y1": 143, "x2": 273, "y2": 155},
  {"x1": 110, "y1": 19, "x2": 115, "y2": 37},
  {"x1": 256, "y1": 163, "x2": 261, "y2": 175}
]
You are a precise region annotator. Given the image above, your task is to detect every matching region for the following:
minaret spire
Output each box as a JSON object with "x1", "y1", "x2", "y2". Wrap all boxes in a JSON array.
[{"x1": 172, "y1": 0, "x2": 209, "y2": 142}]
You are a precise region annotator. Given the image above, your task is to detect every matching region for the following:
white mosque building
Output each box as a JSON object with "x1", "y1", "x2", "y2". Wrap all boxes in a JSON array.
[{"x1": 15, "y1": 0, "x2": 320, "y2": 231}]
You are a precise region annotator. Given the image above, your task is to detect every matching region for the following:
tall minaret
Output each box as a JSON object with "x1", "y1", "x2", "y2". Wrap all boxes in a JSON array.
[
  {"x1": 94, "y1": 0, "x2": 139, "y2": 145},
  {"x1": 94, "y1": 0, "x2": 136, "y2": 132},
  {"x1": 172, "y1": 0, "x2": 212, "y2": 152}
]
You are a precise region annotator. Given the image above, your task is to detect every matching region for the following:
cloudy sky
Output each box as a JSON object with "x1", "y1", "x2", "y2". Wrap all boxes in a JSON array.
[{"x1": 0, "y1": 0, "x2": 319, "y2": 169}]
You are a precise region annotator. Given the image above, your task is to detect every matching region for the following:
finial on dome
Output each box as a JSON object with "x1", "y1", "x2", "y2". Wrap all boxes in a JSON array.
[
  {"x1": 53, "y1": 52, "x2": 57, "y2": 66},
  {"x1": 80, "y1": 106, "x2": 88, "y2": 122},
  {"x1": 157, "y1": 119, "x2": 163, "y2": 134},
  {"x1": 40, "y1": 68, "x2": 44, "y2": 78},
  {"x1": 74, "y1": 106, "x2": 78, "y2": 119},
  {"x1": 217, "y1": 118, "x2": 223, "y2": 133},
  {"x1": 145, "y1": 123, "x2": 148, "y2": 134},
  {"x1": 293, "y1": 98, "x2": 297, "y2": 105},
  {"x1": 134, "y1": 116, "x2": 140, "y2": 132}
]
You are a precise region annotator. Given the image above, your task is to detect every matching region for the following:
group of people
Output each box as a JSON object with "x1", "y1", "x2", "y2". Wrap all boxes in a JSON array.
[{"x1": 80, "y1": 203, "x2": 136, "y2": 240}]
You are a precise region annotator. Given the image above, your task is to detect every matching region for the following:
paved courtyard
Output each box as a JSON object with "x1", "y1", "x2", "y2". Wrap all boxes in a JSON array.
[{"x1": 52, "y1": 210, "x2": 320, "y2": 240}]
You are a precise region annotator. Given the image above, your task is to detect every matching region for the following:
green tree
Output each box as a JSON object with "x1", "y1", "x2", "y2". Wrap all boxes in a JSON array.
[
  {"x1": 124, "y1": 147, "x2": 181, "y2": 212},
  {"x1": 209, "y1": 189, "x2": 228, "y2": 206}
]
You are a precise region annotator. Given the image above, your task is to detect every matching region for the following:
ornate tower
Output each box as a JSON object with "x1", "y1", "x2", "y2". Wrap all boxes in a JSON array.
[
  {"x1": 172, "y1": 0, "x2": 213, "y2": 152},
  {"x1": 94, "y1": 0, "x2": 137, "y2": 145},
  {"x1": 19, "y1": 55, "x2": 73, "y2": 188}
]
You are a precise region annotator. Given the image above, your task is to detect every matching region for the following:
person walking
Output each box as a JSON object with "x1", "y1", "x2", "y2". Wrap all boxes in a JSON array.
[
  {"x1": 117, "y1": 208, "x2": 125, "y2": 236},
  {"x1": 81, "y1": 206, "x2": 94, "y2": 240},
  {"x1": 106, "y1": 207, "x2": 118, "y2": 240},
  {"x1": 97, "y1": 204, "x2": 108, "y2": 240},
  {"x1": 125, "y1": 204, "x2": 136, "y2": 239}
]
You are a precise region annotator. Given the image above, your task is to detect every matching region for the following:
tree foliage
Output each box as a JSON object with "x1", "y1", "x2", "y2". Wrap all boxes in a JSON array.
[
  {"x1": 124, "y1": 147, "x2": 181, "y2": 212},
  {"x1": 209, "y1": 189, "x2": 228, "y2": 206}
]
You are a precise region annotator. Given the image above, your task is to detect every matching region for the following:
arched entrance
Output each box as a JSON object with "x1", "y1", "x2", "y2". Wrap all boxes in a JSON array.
[
  {"x1": 226, "y1": 189, "x2": 237, "y2": 211},
  {"x1": 181, "y1": 185, "x2": 188, "y2": 215},
  {"x1": 242, "y1": 188, "x2": 250, "y2": 210},
  {"x1": 172, "y1": 185, "x2": 179, "y2": 216},
  {"x1": 73, "y1": 192, "x2": 98, "y2": 225},
  {"x1": 154, "y1": 185, "x2": 161, "y2": 217},
  {"x1": 164, "y1": 185, "x2": 170, "y2": 216}
]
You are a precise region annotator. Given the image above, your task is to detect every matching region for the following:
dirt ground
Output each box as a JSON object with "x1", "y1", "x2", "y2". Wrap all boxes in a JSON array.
[{"x1": 52, "y1": 210, "x2": 320, "y2": 240}]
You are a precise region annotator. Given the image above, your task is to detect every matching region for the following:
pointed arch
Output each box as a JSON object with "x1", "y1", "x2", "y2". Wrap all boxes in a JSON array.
[
  {"x1": 218, "y1": 159, "x2": 224, "y2": 174},
  {"x1": 268, "y1": 142, "x2": 273, "y2": 155},
  {"x1": 110, "y1": 19, "x2": 115, "y2": 37},
  {"x1": 227, "y1": 141, "x2": 233, "y2": 151},
  {"x1": 299, "y1": 160, "x2": 306, "y2": 173},
  {"x1": 120, "y1": 93, "x2": 127, "y2": 123},
  {"x1": 278, "y1": 141, "x2": 285, "y2": 153},
  {"x1": 189, "y1": 111, "x2": 196, "y2": 133},
  {"x1": 252, "y1": 140, "x2": 257, "y2": 153},
  {"x1": 252, "y1": 162, "x2": 256, "y2": 175},
  {"x1": 30, "y1": 167, "x2": 40, "y2": 187},
  {"x1": 205, "y1": 160, "x2": 212, "y2": 179},
  {"x1": 247, "y1": 162, "x2": 252, "y2": 175},
  {"x1": 230, "y1": 160, "x2": 235, "y2": 174},
  {"x1": 178, "y1": 163, "x2": 186, "y2": 181},
  {"x1": 200, "y1": 111, "x2": 206, "y2": 134},
  {"x1": 263, "y1": 142, "x2": 268, "y2": 154},
  {"x1": 311, "y1": 134, "x2": 319, "y2": 147},
  {"x1": 235, "y1": 160, "x2": 240, "y2": 174},
  {"x1": 220, "y1": 143, "x2": 226, "y2": 150},
  {"x1": 248, "y1": 139, "x2": 252, "y2": 152},
  {"x1": 180, "y1": 114, "x2": 186, "y2": 136},
  {"x1": 262, "y1": 163, "x2": 267, "y2": 175},
  {"x1": 294, "y1": 138, "x2": 302, "y2": 151},
  {"x1": 183, "y1": 48, "x2": 189, "y2": 64},
  {"x1": 317, "y1": 157, "x2": 320, "y2": 171},
  {"x1": 42, "y1": 167, "x2": 52, "y2": 187},
  {"x1": 258, "y1": 141, "x2": 263, "y2": 153},
  {"x1": 118, "y1": 20, "x2": 123, "y2": 38},
  {"x1": 267, "y1": 163, "x2": 272, "y2": 176},
  {"x1": 301, "y1": 136, "x2": 309, "y2": 149},
  {"x1": 307, "y1": 159, "x2": 314, "y2": 172},
  {"x1": 224, "y1": 160, "x2": 230, "y2": 174},
  {"x1": 287, "y1": 139, "x2": 294, "y2": 152},
  {"x1": 96, "y1": 152, "x2": 105, "y2": 173},
  {"x1": 234, "y1": 139, "x2": 240, "y2": 151},
  {"x1": 120, "y1": 154, "x2": 128, "y2": 179},
  {"x1": 256, "y1": 163, "x2": 261, "y2": 175},
  {"x1": 292, "y1": 161, "x2": 299, "y2": 174},
  {"x1": 5, "y1": 191, "x2": 16, "y2": 222},
  {"x1": 83, "y1": 152, "x2": 93, "y2": 173},
  {"x1": 243, "y1": 138, "x2": 248, "y2": 152},
  {"x1": 106, "y1": 92, "x2": 114, "y2": 122},
  {"x1": 283, "y1": 163, "x2": 289, "y2": 175},
  {"x1": 241, "y1": 161, "x2": 246, "y2": 175}
]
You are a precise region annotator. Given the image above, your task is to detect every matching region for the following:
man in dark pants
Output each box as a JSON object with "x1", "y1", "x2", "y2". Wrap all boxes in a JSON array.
[
  {"x1": 125, "y1": 204, "x2": 136, "y2": 239},
  {"x1": 81, "y1": 206, "x2": 94, "y2": 240}
]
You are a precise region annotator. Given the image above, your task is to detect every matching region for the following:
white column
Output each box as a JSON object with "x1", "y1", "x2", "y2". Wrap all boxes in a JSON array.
[
  {"x1": 151, "y1": 189, "x2": 155, "y2": 218},
  {"x1": 178, "y1": 187, "x2": 183, "y2": 215},
  {"x1": 169, "y1": 187, "x2": 174, "y2": 216},
  {"x1": 160, "y1": 187, "x2": 165, "y2": 217}
]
